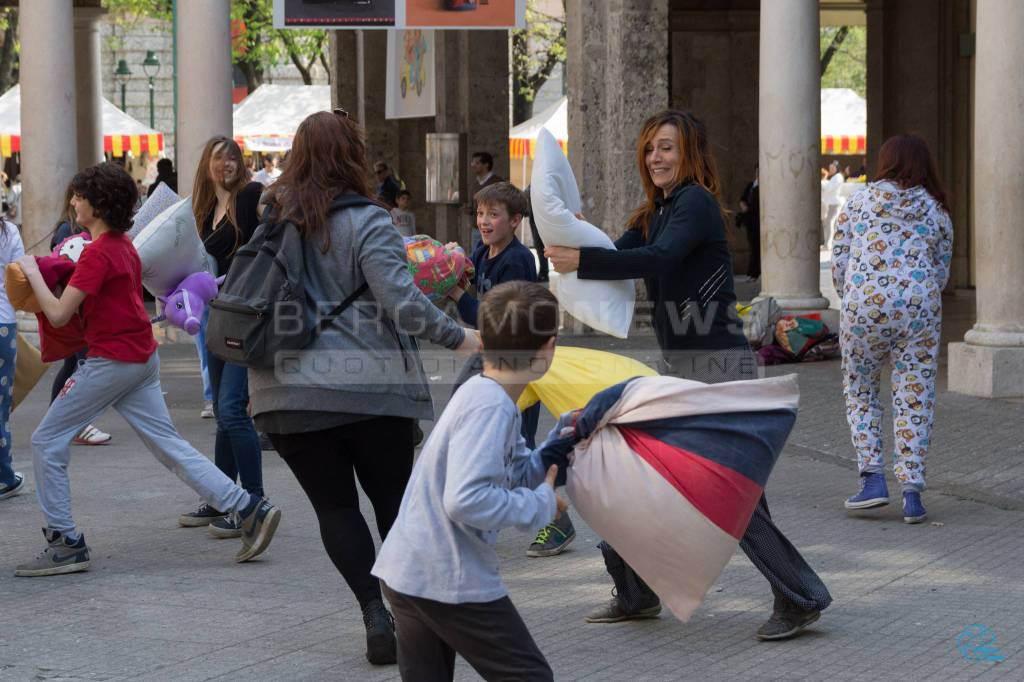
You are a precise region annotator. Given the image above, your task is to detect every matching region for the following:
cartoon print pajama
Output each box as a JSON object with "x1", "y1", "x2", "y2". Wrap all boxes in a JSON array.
[{"x1": 831, "y1": 183, "x2": 953, "y2": 492}]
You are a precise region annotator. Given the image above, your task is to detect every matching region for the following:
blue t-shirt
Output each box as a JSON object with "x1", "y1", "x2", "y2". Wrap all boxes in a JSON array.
[{"x1": 456, "y1": 237, "x2": 537, "y2": 327}]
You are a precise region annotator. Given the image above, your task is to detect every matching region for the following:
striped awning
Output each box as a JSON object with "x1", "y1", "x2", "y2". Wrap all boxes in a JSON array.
[
  {"x1": 821, "y1": 135, "x2": 865, "y2": 155},
  {"x1": 106, "y1": 133, "x2": 164, "y2": 157},
  {"x1": 510, "y1": 137, "x2": 567, "y2": 160}
]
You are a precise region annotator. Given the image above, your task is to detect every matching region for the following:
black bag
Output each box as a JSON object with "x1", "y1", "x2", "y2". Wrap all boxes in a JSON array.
[{"x1": 205, "y1": 194, "x2": 374, "y2": 369}]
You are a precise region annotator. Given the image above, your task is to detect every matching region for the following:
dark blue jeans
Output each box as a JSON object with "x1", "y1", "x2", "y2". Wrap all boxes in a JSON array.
[{"x1": 207, "y1": 353, "x2": 264, "y2": 498}]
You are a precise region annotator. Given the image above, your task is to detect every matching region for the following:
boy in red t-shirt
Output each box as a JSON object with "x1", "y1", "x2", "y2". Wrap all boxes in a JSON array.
[{"x1": 13, "y1": 163, "x2": 281, "y2": 577}]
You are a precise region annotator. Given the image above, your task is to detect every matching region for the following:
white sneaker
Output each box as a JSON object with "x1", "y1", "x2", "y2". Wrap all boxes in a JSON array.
[{"x1": 200, "y1": 402, "x2": 215, "y2": 419}]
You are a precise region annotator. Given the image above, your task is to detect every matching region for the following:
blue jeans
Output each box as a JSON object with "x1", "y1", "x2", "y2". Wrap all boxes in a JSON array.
[
  {"x1": 207, "y1": 353, "x2": 264, "y2": 498},
  {"x1": 0, "y1": 324, "x2": 16, "y2": 486},
  {"x1": 196, "y1": 309, "x2": 213, "y2": 403}
]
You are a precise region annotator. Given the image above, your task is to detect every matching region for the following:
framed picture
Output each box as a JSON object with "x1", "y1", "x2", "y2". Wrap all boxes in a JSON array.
[
  {"x1": 425, "y1": 133, "x2": 465, "y2": 204},
  {"x1": 406, "y1": 0, "x2": 526, "y2": 29},
  {"x1": 275, "y1": 0, "x2": 396, "y2": 28},
  {"x1": 385, "y1": 30, "x2": 437, "y2": 119}
]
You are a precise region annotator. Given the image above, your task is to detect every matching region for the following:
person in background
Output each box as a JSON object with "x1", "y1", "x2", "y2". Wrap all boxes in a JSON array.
[
  {"x1": 391, "y1": 189, "x2": 416, "y2": 237},
  {"x1": 374, "y1": 161, "x2": 402, "y2": 208},
  {"x1": 466, "y1": 151, "x2": 503, "y2": 252},
  {"x1": 253, "y1": 154, "x2": 282, "y2": 187},
  {"x1": 832, "y1": 133, "x2": 953, "y2": 524},
  {"x1": 177, "y1": 137, "x2": 266, "y2": 537},
  {"x1": 737, "y1": 164, "x2": 760, "y2": 279},
  {"x1": 524, "y1": 185, "x2": 548, "y2": 282},
  {"x1": 546, "y1": 109, "x2": 832, "y2": 640},
  {"x1": 4, "y1": 174, "x2": 21, "y2": 227},
  {"x1": 0, "y1": 213, "x2": 24, "y2": 501},
  {"x1": 821, "y1": 160, "x2": 844, "y2": 247},
  {"x1": 147, "y1": 158, "x2": 177, "y2": 197}
]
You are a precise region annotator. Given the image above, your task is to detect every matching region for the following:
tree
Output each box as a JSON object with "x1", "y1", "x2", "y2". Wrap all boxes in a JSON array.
[
  {"x1": 0, "y1": 9, "x2": 18, "y2": 95},
  {"x1": 511, "y1": 0, "x2": 566, "y2": 125},
  {"x1": 820, "y1": 26, "x2": 866, "y2": 98}
]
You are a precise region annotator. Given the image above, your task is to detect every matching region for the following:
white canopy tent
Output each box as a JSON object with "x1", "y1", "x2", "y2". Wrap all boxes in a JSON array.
[
  {"x1": 509, "y1": 96, "x2": 568, "y2": 189},
  {"x1": 820, "y1": 87, "x2": 866, "y2": 155},
  {"x1": 0, "y1": 84, "x2": 164, "y2": 157},
  {"x1": 232, "y1": 84, "x2": 331, "y2": 153}
]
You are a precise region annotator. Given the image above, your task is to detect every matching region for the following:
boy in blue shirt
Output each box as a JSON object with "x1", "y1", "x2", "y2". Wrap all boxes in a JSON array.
[
  {"x1": 374, "y1": 281, "x2": 572, "y2": 681},
  {"x1": 446, "y1": 182, "x2": 575, "y2": 558}
]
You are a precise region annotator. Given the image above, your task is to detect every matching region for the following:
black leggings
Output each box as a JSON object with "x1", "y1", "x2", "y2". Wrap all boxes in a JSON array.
[{"x1": 269, "y1": 416, "x2": 415, "y2": 609}]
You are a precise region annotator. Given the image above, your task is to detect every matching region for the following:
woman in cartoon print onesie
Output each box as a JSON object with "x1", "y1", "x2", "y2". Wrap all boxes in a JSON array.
[{"x1": 831, "y1": 134, "x2": 953, "y2": 524}]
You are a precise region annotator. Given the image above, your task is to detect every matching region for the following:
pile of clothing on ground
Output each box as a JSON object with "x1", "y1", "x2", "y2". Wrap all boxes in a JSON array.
[{"x1": 741, "y1": 297, "x2": 840, "y2": 364}]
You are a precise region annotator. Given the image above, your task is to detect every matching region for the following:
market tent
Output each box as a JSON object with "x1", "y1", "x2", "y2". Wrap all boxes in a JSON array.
[
  {"x1": 510, "y1": 96, "x2": 567, "y2": 160},
  {"x1": 232, "y1": 84, "x2": 331, "y2": 153},
  {"x1": 0, "y1": 85, "x2": 163, "y2": 157},
  {"x1": 821, "y1": 88, "x2": 866, "y2": 155}
]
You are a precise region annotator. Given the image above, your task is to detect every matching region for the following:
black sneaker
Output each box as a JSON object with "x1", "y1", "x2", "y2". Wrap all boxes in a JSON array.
[
  {"x1": 0, "y1": 472, "x2": 24, "y2": 500},
  {"x1": 362, "y1": 599, "x2": 397, "y2": 665},
  {"x1": 235, "y1": 497, "x2": 281, "y2": 563},
  {"x1": 178, "y1": 503, "x2": 227, "y2": 528},
  {"x1": 755, "y1": 592, "x2": 821, "y2": 641},
  {"x1": 15, "y1": 529, "x2": 91, "y2": 577},
  {"x1": 584, "y1": 589, "x2": 661, "y2": 623},
  {"x1": 208, "y1": 514, "x2": 243, "y2": 539},
  {"x1": 527, "y1": 512, "x2": 576, "y2": 557}
]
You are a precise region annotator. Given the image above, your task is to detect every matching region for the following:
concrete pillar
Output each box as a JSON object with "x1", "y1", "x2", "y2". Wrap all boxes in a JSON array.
[
  {"x1": 757, "y1": 0, "x2": 828, "y2": 312},
  {"x1": 20, "y1": 0, "x2": 77, "y2": 254},
  {"x1": 176, "y1": 0, "x2": 232, "y2": 198},
  {"x1": 566, "y1": 0, "x2": 669, "y2": 234},
  {"x1": 948, "y1": 0, "x2": 1024, "y2": 398},
  {"x1": 74, "y1": 6, "x2": 105, "y2": 169}
]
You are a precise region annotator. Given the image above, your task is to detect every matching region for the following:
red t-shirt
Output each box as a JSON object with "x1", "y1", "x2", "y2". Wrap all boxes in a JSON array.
[{"x1": 68, "y1": 232, "x2": 157, "y2": 363}]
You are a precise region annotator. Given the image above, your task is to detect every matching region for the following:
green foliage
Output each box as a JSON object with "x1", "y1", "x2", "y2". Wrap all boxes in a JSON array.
[
  {"x1": 820, "y1": 26, "x2": 866, "y2": 98},
  {"x1": 511, "y1": 0, "x2": 566, "y2": 124},
  {"x1": 102, "y1": 0, "x2": 172, "y2": 54}
]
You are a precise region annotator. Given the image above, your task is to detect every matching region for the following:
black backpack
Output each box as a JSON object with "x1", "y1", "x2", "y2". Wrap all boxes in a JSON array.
[{"x1": 205, "y1": 194, "x2": 374, "y2": 369}]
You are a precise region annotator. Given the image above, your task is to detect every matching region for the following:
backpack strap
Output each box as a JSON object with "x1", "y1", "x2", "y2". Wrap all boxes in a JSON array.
[{"x1": 315, "y1": 281, "x2": 369, "y2": 334}]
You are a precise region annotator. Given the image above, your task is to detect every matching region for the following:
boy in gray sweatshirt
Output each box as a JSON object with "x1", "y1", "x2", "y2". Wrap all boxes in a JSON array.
[{"x1": 372, "y1": 281, "x2": 570, "y2": 681}]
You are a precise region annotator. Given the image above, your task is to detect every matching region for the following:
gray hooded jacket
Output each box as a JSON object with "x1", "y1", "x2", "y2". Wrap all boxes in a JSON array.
[{"x1": 248, "y1": 201, "x2": 465, "y2": 424}]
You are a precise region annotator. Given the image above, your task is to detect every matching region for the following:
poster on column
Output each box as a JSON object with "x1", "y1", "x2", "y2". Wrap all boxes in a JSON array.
[
  {"x1": 385, "y1": 30, "x2": 437, "y2": 119},
  {"x1": 273, "y1": 1, "x2": 525, "y2": 29}
]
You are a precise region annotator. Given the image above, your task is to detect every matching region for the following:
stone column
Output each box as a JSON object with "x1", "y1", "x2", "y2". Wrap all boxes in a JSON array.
[
  {"x1": 74, "y1": 6, "x2": 105, "y2": 169},
  {"x1": 948, "y1": 0, "x2": 1024, "y2": 398},
  {"x1": 757, "y1": 0, "x2": 828, "y2": 312},
  {"x1": 566, "y1": 0, "x2": 669, "y2": 234},
  {"x1": 20, "y1": 0, "x2": 77, "y2": 253},
  {"x1": 176, "y1": 0, "x2": 232, "y2": 198}
]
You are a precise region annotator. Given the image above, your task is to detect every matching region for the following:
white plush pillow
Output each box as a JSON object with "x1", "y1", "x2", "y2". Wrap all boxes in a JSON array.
[
  {"x1": 530, "y1": 129, "x2": 635, "y2": 338},
  {"x1": 132, "y1": 197, "x2": 211, "y2": 297},
  {"x1": 129, "y1": 182, "x2": 180, "y2": 239}
]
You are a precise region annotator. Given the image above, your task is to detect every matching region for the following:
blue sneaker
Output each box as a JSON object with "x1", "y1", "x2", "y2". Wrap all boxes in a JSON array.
[
  {"x1": 844, "y1": 472, "x2": 889, "y2": 509},
  {"x1": 902, "y1": 491, "x2": 927, "y2": 524}
]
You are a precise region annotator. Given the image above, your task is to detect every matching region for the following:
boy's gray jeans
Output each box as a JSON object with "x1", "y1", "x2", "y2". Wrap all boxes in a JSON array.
[{"x1": 33, "y1": 353, "x2": 250, "y2": 533}]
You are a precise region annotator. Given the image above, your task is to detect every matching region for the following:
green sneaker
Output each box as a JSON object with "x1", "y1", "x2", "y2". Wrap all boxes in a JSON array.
[
  {"x1": 15, "y1": 529, "x2": 91, "y2": 577},
  {"x1": 527, "y1": 512, "x2": 576, "y2": 557},
  {"x1": 235, "y1": 497, "x2": 281, "y2": 563}
]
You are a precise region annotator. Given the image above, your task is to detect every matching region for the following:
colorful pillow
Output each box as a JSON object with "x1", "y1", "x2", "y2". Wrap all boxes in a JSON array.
[{"x1": 403, "y1": 235, "x2": 474, "y2": 302}]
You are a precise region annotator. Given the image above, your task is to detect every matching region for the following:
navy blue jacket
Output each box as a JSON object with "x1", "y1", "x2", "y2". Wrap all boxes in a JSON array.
[
  {"x1": 578, "y1": 183, "x2": 747, "y2": 352},
  {"x1": 456, "y1": 237, "x2": 538, "y2": 327}
]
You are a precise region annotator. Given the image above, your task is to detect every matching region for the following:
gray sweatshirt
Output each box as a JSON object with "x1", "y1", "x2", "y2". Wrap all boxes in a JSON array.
[
  {"x1": 372, "y1": 375, "x2": 556, "y2": 604},
  {"x1": 248, "y1": 201, "x2": 465, "y2": 422}
]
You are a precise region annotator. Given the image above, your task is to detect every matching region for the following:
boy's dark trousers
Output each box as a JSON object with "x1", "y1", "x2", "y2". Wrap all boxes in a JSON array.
[{"x1": 382, "y1": 583, "x2": 553, "y2": 682}]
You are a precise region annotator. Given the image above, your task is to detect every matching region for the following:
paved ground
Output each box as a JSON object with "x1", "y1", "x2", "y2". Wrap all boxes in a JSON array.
[{"x1": 2, "y1": 299, "x2": 1022, "y2": 681}]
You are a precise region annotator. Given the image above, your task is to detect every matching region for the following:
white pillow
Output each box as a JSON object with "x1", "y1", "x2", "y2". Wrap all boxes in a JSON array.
[
  {"x1": 132, "y1": 197, "x2": 211, "y2": 297},
  {"x1": 530, "y1": 128, "x2": 635, "y2": 338},
  {"x1": 129, "y1": 182, "x2": 180, "y2": 239}
]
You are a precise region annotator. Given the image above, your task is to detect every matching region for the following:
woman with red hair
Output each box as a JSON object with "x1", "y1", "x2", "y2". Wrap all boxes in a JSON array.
[
  {"x1": 833, "y1": 133, "x2": 953, "y2": 523},
  {"x1": 546, "y1": 109, "x2": 832, "y2": 641}
]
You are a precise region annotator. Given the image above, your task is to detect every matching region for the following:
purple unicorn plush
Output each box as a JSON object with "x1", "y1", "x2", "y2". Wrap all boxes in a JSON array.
[{"x1": 151, "y1": 271, "x2": 225, "y2": 335}]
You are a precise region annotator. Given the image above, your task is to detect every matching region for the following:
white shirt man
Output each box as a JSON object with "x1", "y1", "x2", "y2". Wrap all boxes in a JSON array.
[{"x1": 253, "y1": 157, "x2": 282, "y2": 187}]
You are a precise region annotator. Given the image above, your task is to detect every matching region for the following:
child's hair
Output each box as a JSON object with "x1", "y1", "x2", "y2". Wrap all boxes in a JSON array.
[
  {"x1": 478, "y1": 281, "x2": 559, "y2": 367},
  {"x1": 474, "y1": 182, "x2": 527, "y2": 218},
  {"x1": 397, "y1": 189, "x2": 411, "y2": 200},
  {"x1": 69, "y1": 162, "x2": 138, "y2": 233}
]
